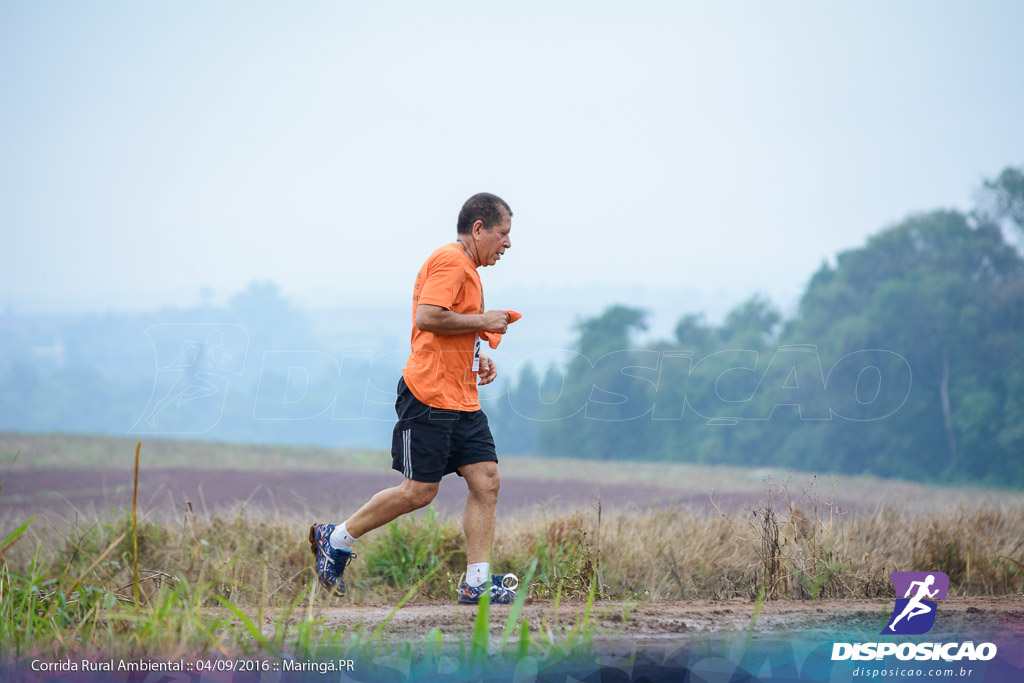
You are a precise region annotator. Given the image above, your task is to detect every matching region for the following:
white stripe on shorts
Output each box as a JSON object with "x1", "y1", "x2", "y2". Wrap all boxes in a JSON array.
[{"x1": 402, "y1": 428, "x2": 412, "y2": 479}]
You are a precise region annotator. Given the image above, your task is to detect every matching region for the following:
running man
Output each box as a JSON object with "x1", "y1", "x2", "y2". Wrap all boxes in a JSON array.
[
  {"x1": 309, "y1": 192, "x2": 519, "y2": 604},
  {"x1": 887, "y1": 574, "x2": 940, "y2": 631}
]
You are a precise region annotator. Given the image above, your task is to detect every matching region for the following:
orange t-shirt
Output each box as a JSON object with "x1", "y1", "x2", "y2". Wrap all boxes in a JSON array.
[{"x1": 403, "y1": 243, "x2": 484, "y2": 411}]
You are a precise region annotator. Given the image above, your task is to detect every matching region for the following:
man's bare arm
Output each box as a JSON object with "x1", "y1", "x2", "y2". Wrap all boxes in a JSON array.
[{"x1": 416, "y1": 304, "x2": 508, "y2": 335}]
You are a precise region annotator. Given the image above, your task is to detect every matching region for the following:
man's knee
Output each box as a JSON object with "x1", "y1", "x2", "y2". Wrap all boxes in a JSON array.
[
  {"x1": 484, "y1": 469, "x2": 501, "y2": 498},
  {"x1": 468, "y1": 465, "x2": 500, "y2": 502},
  {"x1": 402, "y1": 481, "x2": 438, "y2": 510}
]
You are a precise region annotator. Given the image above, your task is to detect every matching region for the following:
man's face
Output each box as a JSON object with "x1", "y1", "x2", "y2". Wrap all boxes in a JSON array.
[{"x1": 475, "y1": 214, "x2": 512, "y2": 267}]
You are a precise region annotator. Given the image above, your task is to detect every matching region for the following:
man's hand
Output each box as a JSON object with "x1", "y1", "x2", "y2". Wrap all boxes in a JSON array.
[
  {"x1": 478, "y1": 352, "x2": 498, "y2": 385},
  {"x1": 479, "y1": 310, "x2": 510, "y2": 334}
]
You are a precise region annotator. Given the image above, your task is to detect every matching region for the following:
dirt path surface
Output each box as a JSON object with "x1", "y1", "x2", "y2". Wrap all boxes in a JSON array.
[{"x1": 296, "y1": 595, "x2": 1024, "y2": 652}]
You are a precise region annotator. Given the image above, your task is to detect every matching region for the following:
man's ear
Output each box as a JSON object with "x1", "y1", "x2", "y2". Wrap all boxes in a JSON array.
[{"x1": 472, "y1": 219, "x2": 485, "y2": 237}]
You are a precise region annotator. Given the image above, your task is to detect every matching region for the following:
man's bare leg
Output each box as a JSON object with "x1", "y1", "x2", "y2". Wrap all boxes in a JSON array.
[
  {"x1": 343, "y1": 478, "x2": 439, "y2": 539},
  {"x1": 459, "y1": 461, "x2": 501, "y2": 564}
]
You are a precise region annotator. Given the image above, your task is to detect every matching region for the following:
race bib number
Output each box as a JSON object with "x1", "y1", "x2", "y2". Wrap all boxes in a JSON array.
[{"x1": 473, "y1": 334, "x2": 481, "y2": 372}]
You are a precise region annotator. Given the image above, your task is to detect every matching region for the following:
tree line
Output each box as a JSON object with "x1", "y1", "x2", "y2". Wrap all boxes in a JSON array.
[{"x1": 488, "y1": 166, "x2": 1024, "y2": 487}]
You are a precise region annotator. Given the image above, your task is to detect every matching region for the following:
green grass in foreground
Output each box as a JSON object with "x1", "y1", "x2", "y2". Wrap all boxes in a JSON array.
[{"x1": 1, "y1": 510, "x2": 590, "y2": 669}]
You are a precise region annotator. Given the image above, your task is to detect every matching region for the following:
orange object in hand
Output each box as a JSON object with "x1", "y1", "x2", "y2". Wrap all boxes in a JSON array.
[{"x1": 479, "y1": 310, "x2": 522, "y2": 349}]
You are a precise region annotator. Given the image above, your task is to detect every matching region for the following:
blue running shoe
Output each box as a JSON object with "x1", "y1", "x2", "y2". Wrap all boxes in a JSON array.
[
  {"x1": 491, "y1": 573, "x2": 519, "y2": 592},
  {"x1": 457, "y1": 572, "x2": 519, "y2": 605},
  {"x1": 308, "y1": 523, "x2": 356, "y2": 596}
]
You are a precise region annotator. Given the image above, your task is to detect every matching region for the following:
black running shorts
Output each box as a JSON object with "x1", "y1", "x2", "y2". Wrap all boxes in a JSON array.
[{"x1": 390, "y1": 377, "x2": 498, "y2": 483}]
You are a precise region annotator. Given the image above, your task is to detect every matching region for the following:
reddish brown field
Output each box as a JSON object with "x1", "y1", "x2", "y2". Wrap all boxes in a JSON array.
[{"x1": 0, "y1": 467, "x2": 766, "y2": 521}]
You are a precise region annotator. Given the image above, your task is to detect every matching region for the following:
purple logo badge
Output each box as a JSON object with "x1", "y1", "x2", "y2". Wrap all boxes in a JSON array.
[{"x1": 882, "y1": 572, "x2": 949, "y2": 635}]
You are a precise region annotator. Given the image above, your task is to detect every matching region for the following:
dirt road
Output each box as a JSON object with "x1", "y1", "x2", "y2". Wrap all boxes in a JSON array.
[{"x1": 296, "y1": 595, "x2": 1024, "y2": 652}]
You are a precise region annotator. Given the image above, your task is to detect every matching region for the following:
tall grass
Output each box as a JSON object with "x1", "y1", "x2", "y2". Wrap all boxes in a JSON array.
[
  {"x1": 5, "y1": 499, "x2": 1024, "y2": 607},
  {"x1": 1, "y1": 495, "x2": 1022, "y2": 660}
]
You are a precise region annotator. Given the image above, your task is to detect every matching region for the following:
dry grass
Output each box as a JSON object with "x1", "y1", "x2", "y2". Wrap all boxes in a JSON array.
[
  {"x1": 3, "y1": 482, "x2": 1022, "y2": 661},
  {"x1": 6, "y1": 492, "x2": 1023, "y2": 608}
]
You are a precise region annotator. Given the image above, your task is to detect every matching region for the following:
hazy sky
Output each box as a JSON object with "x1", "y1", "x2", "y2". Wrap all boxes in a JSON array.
[{"x1": 2, "y1": 1, "x2": 1023, "y2": 318}]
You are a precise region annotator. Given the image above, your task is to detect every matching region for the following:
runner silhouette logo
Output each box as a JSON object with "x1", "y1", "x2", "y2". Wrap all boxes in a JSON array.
[{"x1": 883, "y1": 571, "x2": 949, "y2": 635}]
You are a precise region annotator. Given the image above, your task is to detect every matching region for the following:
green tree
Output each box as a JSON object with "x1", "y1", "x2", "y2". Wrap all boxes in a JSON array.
[
  {"x1": 490, "y1": 363, "x2": 544, "y2": 454},
  {"x1": 977, "y1": 165, "x2": 1024, "y2": 232},
  {"x1": 537, "y1": 306, "x2": 652, "y2": 459},
  {"x1": 575, "y1": 305, "x2": 649, "y2": 359},
  {"x1": 719, "y1": 295, "x2": 781, "y2": 348},
  {"x1": 786, "y1": 208, "x2": 1024, "y2": 483}
]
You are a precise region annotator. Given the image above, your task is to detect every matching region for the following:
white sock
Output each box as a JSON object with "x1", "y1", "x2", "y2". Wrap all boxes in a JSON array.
[
  {"x1": 466, "y1": 562, "x2": 490, "y2": 587},
  {"x1": 329, "y1": 522, "x2": 358, "y2": 552}
]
